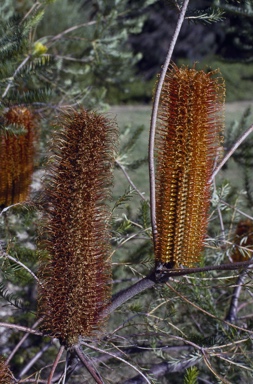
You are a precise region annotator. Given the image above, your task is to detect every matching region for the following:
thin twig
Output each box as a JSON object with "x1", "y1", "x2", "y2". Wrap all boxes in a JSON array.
[
  {"x1": 74, "y1": 346, "x2": 105, "y2": 384},
  {"x1": 202, "y1": 353, "x2": 231, "y2": 384},
  {"x1": 65, "y1": 343, "x2": 192, "y2": 380},
  {"x1": 2, "y1": 56, "x2": 30, "y2": 99},
  {"x1": 1, "y1": 251, "x2": 40, "y2": 283},
  {"x1": 158, "y1": 260, "x2": 253, "y2": 277},
  {"x1": 47, "y1": 345, "x2": 65, "y2": 384},
  {"x1": 18, "y1": 341, "x2": 53, "y2": 380},
  {"x1": 49, "y1": 10, "x2": 127, "y2": 44},
  {"x1": 149, "y1": 0, "x2": 189, "y2": 247},
  {"x1": 213, "y1": 177, "x2": 226, "y2": 245},
  {"x1": 166, "y1": 281, "x2": 253, "y2": 335},
  {"x1": 211, "y1": 124, "x2": 253, "y2": 180},
  {"x1": 116, "y1": 160, "x2": 148, "y2": 202},
  {"x1": 50, "y1": 21, "x2": 96, "y2": 43},
  {"x1": 48, "y1": 54, "x2": 91, "y2": 63},
  {"x1": 121, "y1": 358, "x2": 198, "y2": 384},
  {"x1": 220, "y1": 199, "x2": 253, "y2": 221},
  {"x1": 63, "y1": 350, "x2": 79, "y2": 384},
  {"x1": 0, "y1": 322, "x2": 43, "y2": 335},
  {"x1": 105, "y1": 273, "x2": 156, "y2": 315},
  {"x1": 6, "y1": 318, "x2": 43, "y2": 364},
  {"x1": 106, "y1": 260, "x2": 253, "y2": 314},
  {"x1": 0, "y1": 203, "x2": 24, "y2": 217},
  {"x1": 21, "y1": 1, "x2": 41, "y2": 23},
  {"x1": 19, "y1": 380, "x2": 47, "y2": 383},
  {"x1": 79, "y1": 341, "x2": 152, "y2": 384},
  {"x1": 225, "y1": 269, "x2": 249, "y2": 323}
]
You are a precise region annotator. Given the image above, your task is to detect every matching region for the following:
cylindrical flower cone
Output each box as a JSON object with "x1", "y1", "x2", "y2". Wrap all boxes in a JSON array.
[
  {"x1": 37, "y1": 109, "x2": 117, "y2": 346},
  {"x1": 0, "y1": 106, "x2": 36, "y2": 208},
  {"x1": 0, "y1": 357, "x2": 14, "y2": 384},
  {"x1": 155, "y1": 64, "x2": 225, "y2": 267}
]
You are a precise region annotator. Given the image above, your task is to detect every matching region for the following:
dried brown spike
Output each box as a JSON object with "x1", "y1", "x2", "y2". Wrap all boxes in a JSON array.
[
  {"x1": 0, "y1": 106, "x2": 36, "y2": 208},
  {"x1": 231, "y1": 219, "x2": 253, "y2": 262},
  {"x1": 0, "y1": 357, "x2": 14, "y2": 384},
  {"x1": 37, "y1": 109, "x2": 117, "y2": 346},
  {"x1": 155, "y1": 64, "x2": 225, "y2": 267}
]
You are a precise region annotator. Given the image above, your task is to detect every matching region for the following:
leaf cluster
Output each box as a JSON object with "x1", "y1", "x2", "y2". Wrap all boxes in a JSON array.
[
  {"x1": 226, "y1": 106, "x2": 253, "y2": 207},
  {"x1": 0, "y1": 6, "x2": 51, "y2": 109}
]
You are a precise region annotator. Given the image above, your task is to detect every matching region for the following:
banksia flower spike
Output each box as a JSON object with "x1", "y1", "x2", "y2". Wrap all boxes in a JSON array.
[
  {"x1": 231, "y1": 219, "x2": 253, "y2": 262},
  {"x1": 38, "y1": 109, "x2": 117, "y2": 346},
  {"x1": 0, "y1": 357, "x2": 14, "y2": 384},
  {"x1": 0, "y1": 106, "x2": 36, "y2": 208},
  {"x1": 155, "y1": 64, "x2": 225, "y2": 268}
]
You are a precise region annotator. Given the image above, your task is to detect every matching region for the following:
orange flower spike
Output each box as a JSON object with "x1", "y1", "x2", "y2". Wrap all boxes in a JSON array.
[
  {"x1": 38, "y1": 109, "x2": 118, "y2": 346},
  {"x1": 0, "y1": 106, "x2": 36, "y2": 208},
  {"x1": 231, "y1": 219, "x2": 253, "y2": 262},
  {"x1": 155, "y1": 64, "x2": 225, "y2": 267}
]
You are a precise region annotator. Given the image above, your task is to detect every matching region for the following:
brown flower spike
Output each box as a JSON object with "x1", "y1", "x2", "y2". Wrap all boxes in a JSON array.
[
  {"x1": 38, "y1": 109, "x2": 117, "y2": 346},
  {"x1": 231, "y1": 219, "x2": 253, "y2": 262},
  {"x1": 0, "y1": 357, "x2": 14, "y2": 384},
  {"x1": 155, "y1": 64, "x2": 225, "y2": 267},
  {"x1": 0, "y1": 106, "x2": 36, "y2": 208}
]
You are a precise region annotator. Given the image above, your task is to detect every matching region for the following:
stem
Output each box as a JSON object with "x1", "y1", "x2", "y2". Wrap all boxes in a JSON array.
[
  {"x1": 18, "y1": 341, "x2": 53, "y2": 380},
  {"x1": 219, "y1": 199, "x2": 253, "y2": 221},
  {"x1": 213, "y1": 178, "x2": 225, "y2": 245},
  {"x1": 116, "y1": 160, "x2": 148, "y2": 202},
  {"x1": 79, "y1": 341, "x2": 152, "y2": 384},
  {"x1": 2, "y1": 56, "x2": 30, "y2": 99},
  {"x1": 1, "y1": 251, "x2": 39, "y2": 283},
  {"x1": 211, "y1": 124, "x2": 253, "y2": 181},
  {"x1": 225, "y1": 269, "x2": 248, "y2": 322},
  {"x1": 0, "y1": 202, "x2": 26, "y2": 217},
  {"x1": 47, "y1": 345, "x2": 65, "y2": 384},
  {"x1": 121, "y1": 358, "x2": 198, "y2": 384},
  {"x1": 63, "y1": 350, "x2": 79, "y2": 384},
  {"x1": 21, "y1": 2, "x2": 41, "y2": 23},
  {"x1": 7, "y1": 318, "x2": 43, "y2": 364},
  {"x1": 50, "y1": 21, "x2": 97, "y2": 43},
  {"x1": 156, "y1": 260, "x2": 253, "y2": 277},
  {"x1": 49, "y1": 10, "x2": 127, "y2": 44},
  {"x1": 74, "y1": 346, "x2": 104, "y2": 384},
  {"x1": 0, "y1": 322, "x2": 43, "y2": 335},
  {"x1": 105, "y1": 272, "x2": 156, "y2": 315},
  {"x1": 149, "y1": 0, "x2": 189, "y2": 248},
  {"x1": 106, "y1": 261, "x2": 253, "y2": 314}
]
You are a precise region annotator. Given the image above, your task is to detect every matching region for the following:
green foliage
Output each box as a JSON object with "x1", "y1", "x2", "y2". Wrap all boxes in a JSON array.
[
  {"x1": 0, "y1": 7, "x2": 52, "y2": 108},
  {"x1": 138, "y1": 200, "x2": 151, "y2": 230},
  {"x1": 0, "y1": 282, "x2": 24, "y2": 310},
  {"x1": 187, "y1": 7, "x2": 225, "y2": 24},
  {"x1": 112, "y1": 187, "x2": 136, "y2": 213},
  {"x1": 0, "y1": 18, "x2": 25, "y2": 61},
  {"x1": 120, "y1": 124, "x2": 146, "y2": 159},
  {"x1": 0, "y1": 0, "x2": 153, "y2": 113},
  {"x1": 184, "y1": 366, "x2": 199, "y2": 384},
  {"x1": 225, "y1": 106, "x2": 253, "y2": 207},
  {"x1": 34, "y1": 0, "x2": 153, "y2": 108}
]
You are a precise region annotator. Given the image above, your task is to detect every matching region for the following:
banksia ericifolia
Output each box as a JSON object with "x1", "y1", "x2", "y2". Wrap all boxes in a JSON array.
[
  {"x1": 155, "y1": 64, "x2": 225, "y2": 267},
  {"x1": 38, "y1": 109, "x2": 117, "y2": 346},
  {"x1": 0, "y1": 357, "x2": 14, "y2": 384},
  {"x1": 231, "y1": 219, "x2": 253, "y2": 262},
  {"x1": 0, "y1": 106, "x2": 36, "y2": 208}
]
